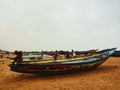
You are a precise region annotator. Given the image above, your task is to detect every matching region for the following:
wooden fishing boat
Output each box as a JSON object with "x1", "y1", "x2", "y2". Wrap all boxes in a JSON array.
[{"x1": 9, "y1": 48, "x2": 116, "y2": 75}]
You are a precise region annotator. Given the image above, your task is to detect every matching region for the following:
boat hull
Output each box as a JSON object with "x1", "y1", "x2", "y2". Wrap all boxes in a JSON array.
[
  {"x1": 10, "y1": 57, "x2": 108, "y2": 75},
  {"x1": 10, "y1": 48, "x2": 116, "y2": 75}
]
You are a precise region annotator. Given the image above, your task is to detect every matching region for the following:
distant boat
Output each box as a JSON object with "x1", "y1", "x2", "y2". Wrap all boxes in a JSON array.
[{"x1": 9, "y1": 48, "x2": 116, "y2": 75}]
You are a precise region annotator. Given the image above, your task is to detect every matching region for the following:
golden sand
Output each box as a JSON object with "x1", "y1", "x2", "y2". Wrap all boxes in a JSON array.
[{"x1": 0, "y1": 57, "x2": 120, "y2": 90}]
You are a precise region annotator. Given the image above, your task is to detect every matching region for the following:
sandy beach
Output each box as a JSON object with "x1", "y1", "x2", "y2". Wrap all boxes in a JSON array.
[{"x1": 0, "y1": 57, "x2": 120, "y2": 90}]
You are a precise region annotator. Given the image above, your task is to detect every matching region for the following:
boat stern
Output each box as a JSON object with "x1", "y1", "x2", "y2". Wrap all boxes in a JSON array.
[{"x1": 107, "y1": 48, "x2": 116, "y2": 56}]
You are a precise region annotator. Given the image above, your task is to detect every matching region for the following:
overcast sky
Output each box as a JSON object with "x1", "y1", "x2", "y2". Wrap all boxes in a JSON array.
[{"x1": 0, "y1": 0, "x2": 120, "y2": 51}]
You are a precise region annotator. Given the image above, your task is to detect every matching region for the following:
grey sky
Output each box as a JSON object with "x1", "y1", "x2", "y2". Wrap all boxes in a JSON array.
[{"x1": 0, "y1": 0, "x2": 120, "y2": 51}]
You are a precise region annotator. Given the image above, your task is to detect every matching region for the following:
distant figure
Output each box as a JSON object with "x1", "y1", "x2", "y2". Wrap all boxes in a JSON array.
[
  {"x1": 66, "y1": 51, "x2": 70, "y2": 59},
  {"x1": 71, "y1": 49, "x2": 74, "y2": 58},
  {"x1": 18, "y1": 51, "x2": 23, "y2": 62},
  {"x1": 13, "y1": 50, "x2": 18, "y2": 61},
  {"x1": 13, "y1": 50, "x2": 23, "y2": 62},
  {"x1": 41, "y1": 51, "x2": 44, "y2": 60},
  {"x1": 72, "y1": 50, "x2": 76, "y2": 57},
  {"x1": 54, "y1": 50, "x2": 58, "y2": 60}
]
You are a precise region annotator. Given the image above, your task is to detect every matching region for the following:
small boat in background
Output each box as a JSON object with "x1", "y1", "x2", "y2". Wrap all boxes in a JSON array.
[{"x1": 9, "y1": 48, "x2": 116, "y2": 75}]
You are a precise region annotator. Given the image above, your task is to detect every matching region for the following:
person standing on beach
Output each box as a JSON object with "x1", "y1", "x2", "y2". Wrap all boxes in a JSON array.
[
  {"x1": 54, "y1": 50, "x2": 58, "y2": 60},
  {"x1": 66, "y1": 51, "x2": 70, "y2": 59},
  {"x1": 41, "y1": 50, "x2": 44, "y2": 60},
  {"x1": 13, "y1": 51, "x2": 23, "y2": 64},
  {"x1": 18, "y1": 51, "x2": 23, "y2": 62},
  {"x1": 71, "y1": 49, "x2": 74, "y2": 58},
  {"x1": 71, "y1": 49, "x2": 76, "y2": 58}
]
